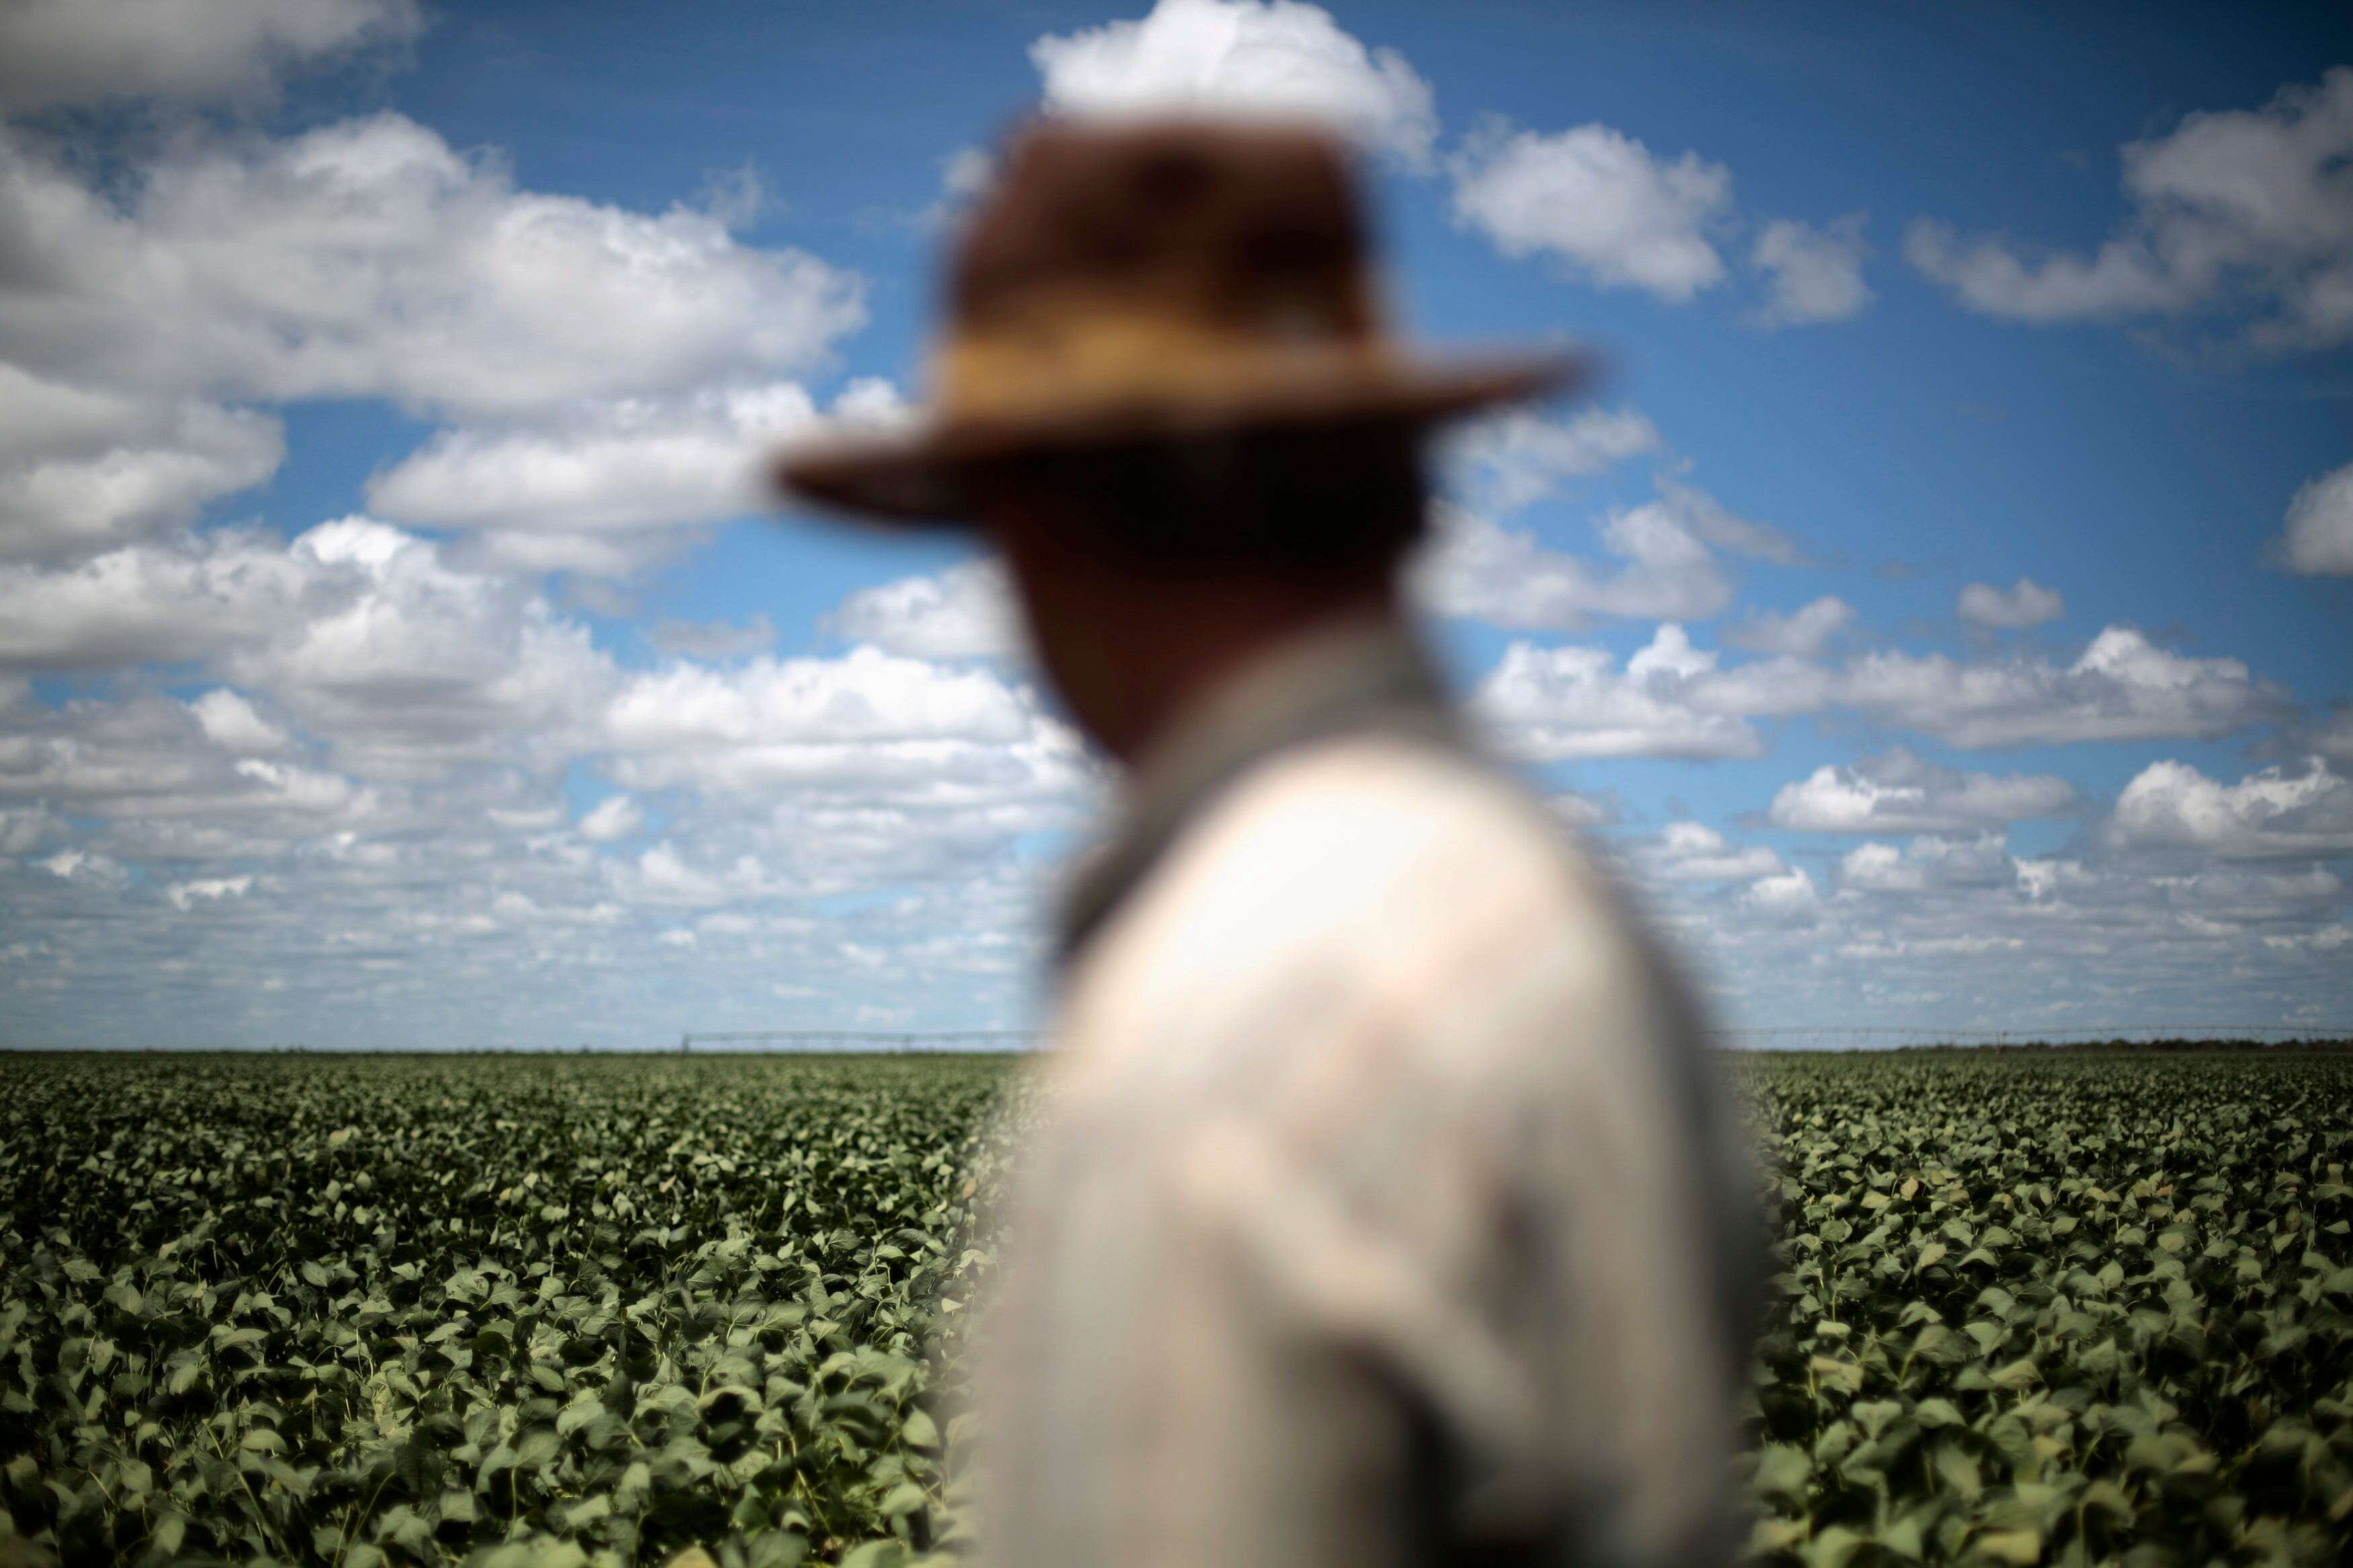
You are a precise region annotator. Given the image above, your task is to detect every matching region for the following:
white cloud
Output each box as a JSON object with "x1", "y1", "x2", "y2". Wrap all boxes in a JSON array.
[
  {"x1": 0, "y1": 367, "x2": 285, "y2": 563},
  {"x1": 1480, "y1": 620, "x2": 2286, "y2": 764},
  {"x1": 1416, "y1": 479, "x2": 1791, "y2": 632},
  {"x1": 1839, "y1": 626, "x2": 2281, "y2": 747},
  {"x1": 1723, "y1": 595, "x2": 1853, "y2": 658},
  {"x1": 906, "y1": 147, "x2": 999, "y2": 231},
  {"x1": 367, "y1": 382, "x2": 820, "y2": 540},
  {"x1": 0, "y1": 113, "x2": 865, "y2": 423},
  {"x1": 2266, "y1": 924, "x2": 2351, "y2": 954},
  {"x1": 1030, "y1": 0, "x2": 1439, "y2": 168},
  {"x1": 223, "y1": 519, "x2": 616, "y2": 778},
  {"x1": 2111, "y1": 757, "x2": 2353, "y2": 858},
  {"x1": 367, "y1": 379, "x2": 906, "y2": 575},
  {"x1": 825, "y1": 559, "x2": 1023, "y2": 661},
  {"x1": 1903, "y1": 222, "x2": 2184, "y2": 323},
  {"x1": 1638, "y1": 820, "x2": 1784, "y2": 882},
  {"x1": 1417, "y1": 499, "x2": 1727, "y2": 630},
  {"x1": 38, "y1": 848, "x2": 126, "y2": 885},
  {"x1": 0, "y1": 694, "x2": 372, "y2": 839},
  {"x1": 2278, "y1": 461, "x2": 2353, "y2": 576},
  {"x1": 1652, "y1": 476, "x2": 1803, "y2": 565},
  {"x1": 1444, "y1": 405, "x2": 1663, "y2": 510},
  {"x1": 188, "y1": 689, "x2": 291, "y2": 755},
  {"x1": 1473, "y1": 624, "x2": 1765, "y2": 760},
  {"x1": 1743, "y1": 865, "x2": 1819, "y2": 920},
  {"x1": 1449, "y1": 119, "x2": 1732, "y2": 301},
  {"x1": 1905, "y1": 69, "x2": 2353, "y2": 349},
  {"x1": 0, "y1": 528, "x2": 350, "y2": 672},
  {"x1": 1958, "y1": 577, "x2": 2065, "y2": 629},
  {"x1": 0, "y1": 0, "x2": 420, "y2": 110},
  {"x1": 602, "y1": 645, "x2": 1088, "y2": 809},
  {"x1": 941, "y1": 147, "x2": 996, "y2": 202},
  {"x1": 167, "y1": 874, "x2": 254, "y2": 912},
  {"x1": 577, "y1": 794, "x2": 644, "y2": 843},
  {"x1": 1839, "y1": 841, "x2": 1921, "y2": 893},
  {"x1": 1769, "y1": 750, "x2": 2076, "y2": 833},
  {"x1": 1749, "y1": 213, "x2": 1873, "y2": 327}
]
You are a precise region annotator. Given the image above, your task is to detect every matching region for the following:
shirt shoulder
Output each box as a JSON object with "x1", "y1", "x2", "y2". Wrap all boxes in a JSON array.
[{"x1": 1055, "y1": 733, "x2": 1675, "y2": 1096}]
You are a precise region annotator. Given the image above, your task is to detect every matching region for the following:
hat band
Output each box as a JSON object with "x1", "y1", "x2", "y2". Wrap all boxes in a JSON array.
[{"x1": 931, "y1": 304, "x2": 1393, "y2": 428}]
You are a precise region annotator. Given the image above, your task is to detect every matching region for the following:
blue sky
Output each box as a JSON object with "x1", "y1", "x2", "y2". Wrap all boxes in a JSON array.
[{"x1": 1, "y1": 0, "x2": 2348, "y2": 1046}]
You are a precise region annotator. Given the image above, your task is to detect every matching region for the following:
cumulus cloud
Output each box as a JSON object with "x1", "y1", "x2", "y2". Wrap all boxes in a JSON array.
[
  {"x1": 825, "y1": 560, "x2": 1024, "y2": 661},
  {"x1": 577, "y1": 794, "x2": 644, "y2": 843},
  {"x1": 1030, "y1": 0, "x2": 1439, "y2": 168},
  {"x1": 1723, "y1": 595, "x2": 1854, "y2": 658},
  {"x1": 368, "y1": 378, "x2": 908, "y2": 575},
  {"x1": 1769, "y1": 749, "x2": 2076, "y2": 833},
  {"x1": 0, "y1": 526, "x2": 1095, "y2": 1040},
  {"x1": 0, "y1": 111, "x2": 871, "y2": 579},
  {"x1": 1839, "y1": 626, "x2": 2282, "y2": 747},
  {"x1": 0, "y1": 517, "x2": 621, "y2": 773},
  {"x1": 902, "y1": 147, "x2": 999, "y2": 232},
  {"x1": 166, "y1": 874, "x2": 254, "y2": 912},
  {"x1": 1473, "y1": 624, "x2": 1770, "y2": 760},
  {"x1": 1479, "y1": 620, "x2": 2286, "y2": 764},
  {"x1": 219, "y1": 519, "x2": 616, "y2": 778},
  {"x1": 1958, "y1": 577, "x2": 2065, "y2": 629},
  {"x1": 1444, "y1": 405, "x2": 1663, "y2": 510},
  {"x1": 602, "y1": 645, "x2": 1087, "y2": 808},
  {"x1": 1742, "y1": 865, "x2": 1820, "y2": 921},
  {"x1": 0, "y1": 528, "x2": 352, "y2": 672},
  {"x1": 0, "y1": 368, "x2": 285, "y2": 562},
  {"x1": 1749, "y1": 213, "x2": 1873, "y2": 327},
  {"x1": 0, "y1": 694, "x2": 381, "y2": 857},
  {"x1": 1416, "y1": 479, "x2": 1793, "y2": 632},
  {"x1": 1419, "y1": 500, "x2": 1725, "y2": 630},
  {"x1": 1839, "y1": 841, "x2": 1922, "y2": 894},
  {"x1": 1624, "y1": 789, "x2": 2350, "y2": 1033},
  {"x1": 2, "y1": 115, "x2": 863, "y2": 420},
  {"x1": 1449, "y1": 119, "x2": 1732, "y2": 301},
  {"x1": 0, "y1": 0, "x2": 420, "y2": 111},
  {"x1": 188, "y1": 690, "x2": 291, "y2": 755},
  {"x1": 2278, "y1": 461, "x2": 2353, "y2": 576},
  {"x1": 38, "y1": 848, "x2": 128, "y2": 886},
  {"x1": 1638, "y1": 820, "x2": 1784, "y2": 882},
  {"x1": 1905, "y1": 68, "x2": 2353, "y2": 349},
  {"x1": 2111, "y1": 757, "x2": 2353, "y2": 858}
]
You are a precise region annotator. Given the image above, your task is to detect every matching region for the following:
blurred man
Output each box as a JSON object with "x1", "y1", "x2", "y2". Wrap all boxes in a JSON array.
[{"x1": 781, "y1": 117, "x2": 1763, "y2": 1568}]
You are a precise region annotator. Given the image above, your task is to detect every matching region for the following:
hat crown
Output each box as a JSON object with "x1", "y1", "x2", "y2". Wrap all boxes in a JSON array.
[
  {"x1": 774, "y1": 115, "x2": 1578, "y2": 522},
  {"x1": 949, "y1": 118, "x2": 1382, "y2": 345}
]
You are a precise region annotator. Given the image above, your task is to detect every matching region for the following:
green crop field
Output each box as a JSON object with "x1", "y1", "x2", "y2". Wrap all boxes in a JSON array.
[{"x1": 3, "y1": 1049, "x2": 2349, "y2": 1567}]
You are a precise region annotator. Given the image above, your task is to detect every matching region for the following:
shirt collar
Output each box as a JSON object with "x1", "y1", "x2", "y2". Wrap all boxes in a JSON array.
[{"x1": 1056, "y1": 612, "x2": 1460, "y2": 966}]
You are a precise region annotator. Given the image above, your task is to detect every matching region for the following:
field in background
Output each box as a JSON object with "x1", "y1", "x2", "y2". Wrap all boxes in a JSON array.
[{"x1": 3, "y1": 1049, "x2": 2349, "y2": 1566}]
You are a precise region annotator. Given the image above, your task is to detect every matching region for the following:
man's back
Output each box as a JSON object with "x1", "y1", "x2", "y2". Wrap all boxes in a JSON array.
[{"x1": 978, "y1": 712, "x2": 1762, "y2": 1567}]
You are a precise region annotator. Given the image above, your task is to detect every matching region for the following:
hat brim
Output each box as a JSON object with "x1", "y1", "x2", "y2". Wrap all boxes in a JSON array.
[{"x1": 774, "y1": 347, "x2": 1588, "y2": 526}]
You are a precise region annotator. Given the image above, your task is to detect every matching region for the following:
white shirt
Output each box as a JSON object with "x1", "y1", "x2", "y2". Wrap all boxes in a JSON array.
[{"x1": 975, "y1": 616, "x2": 1763, "y2": 1568}]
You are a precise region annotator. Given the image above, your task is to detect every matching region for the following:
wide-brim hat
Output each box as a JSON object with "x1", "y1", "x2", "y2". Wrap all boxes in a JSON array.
[{"x1": 775, "y1": 115, "x2": 1587, "y2": 525}]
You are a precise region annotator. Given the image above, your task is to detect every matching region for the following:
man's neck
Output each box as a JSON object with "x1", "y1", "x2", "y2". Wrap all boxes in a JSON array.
[
  {"x1": 1122, "y1": 601, "x2": 1414, "y2": 780},
  {"x1": 1098, "y1": 582, "x2": 1401, "y2": 765}
]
